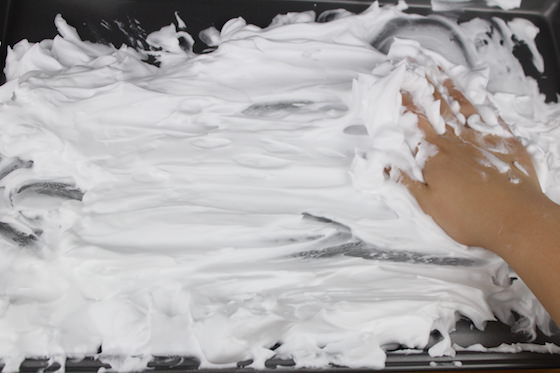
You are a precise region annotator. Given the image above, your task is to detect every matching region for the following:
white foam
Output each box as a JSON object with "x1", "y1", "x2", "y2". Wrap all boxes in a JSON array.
[{"x1": 0, "y1": 2, "x2": 557, "y2": 371}]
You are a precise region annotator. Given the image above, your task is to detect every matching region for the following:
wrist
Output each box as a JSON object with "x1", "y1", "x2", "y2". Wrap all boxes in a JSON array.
[{"x1": 488, "y1": 194, "x2": 560, "y2": 258}]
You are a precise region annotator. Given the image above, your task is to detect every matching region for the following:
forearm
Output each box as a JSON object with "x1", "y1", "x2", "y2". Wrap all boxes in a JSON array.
[{"x1": 490, "y1": 197, "x2": 560, "y2": 323}]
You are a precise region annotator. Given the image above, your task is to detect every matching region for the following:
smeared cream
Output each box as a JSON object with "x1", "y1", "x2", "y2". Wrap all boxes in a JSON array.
[{"x1": 0, "y1": 2, "x2": 557, "y2": 371}]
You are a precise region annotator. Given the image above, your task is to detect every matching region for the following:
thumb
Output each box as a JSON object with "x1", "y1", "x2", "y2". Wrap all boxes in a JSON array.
[{"x1": 398, "y1": 169, "x2": 429, "y2": 202}]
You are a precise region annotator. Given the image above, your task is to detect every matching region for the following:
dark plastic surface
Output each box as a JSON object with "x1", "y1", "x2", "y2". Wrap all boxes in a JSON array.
[
  {"x1": 0, "y1": 0, "x2": 558, "y2": 100},
  {"x1": 0, "y1": 0, "x2": 559, "y2": 371},
  {"x1": 11, "y1": 350, "x2": 560, "y2": 373}
]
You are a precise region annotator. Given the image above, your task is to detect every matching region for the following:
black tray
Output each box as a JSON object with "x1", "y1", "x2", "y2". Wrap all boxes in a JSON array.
[
  {"x1": 0, "y1": 0, "x2": 559, "y2": 371},
  {"x1": 12, "y1": 320, "x2": 560, "y2": 372},
  {"x1": 0, "y1": 0, "x2": 559, "y2": 100}
]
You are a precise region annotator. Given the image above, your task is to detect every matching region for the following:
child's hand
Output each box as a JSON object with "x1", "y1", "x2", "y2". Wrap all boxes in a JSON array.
[
  {"x1": 399, "y1": 78, "x2": 560, "y2": 322},
  {"x1": 399, "y1": 80, "x2": 543, "y2": 254}
]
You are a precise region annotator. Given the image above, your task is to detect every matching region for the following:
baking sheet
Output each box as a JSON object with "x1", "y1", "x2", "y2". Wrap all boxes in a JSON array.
[{"x1": 0, "y1": 0, "x2": 559, "y2": 371}]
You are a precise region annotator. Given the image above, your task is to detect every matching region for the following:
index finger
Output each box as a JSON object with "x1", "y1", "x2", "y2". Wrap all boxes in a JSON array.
[{"x1": 401, "y1": 91, "x2": 439, "y2": 141}]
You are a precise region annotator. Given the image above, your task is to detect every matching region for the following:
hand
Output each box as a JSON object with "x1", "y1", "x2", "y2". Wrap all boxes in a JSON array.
[
  {"x1": 399, "y1": 78, "x2": 560, "y2": 323},
  {"x1": 400, "y1": 80, "x2": 544, "y2": 254}
]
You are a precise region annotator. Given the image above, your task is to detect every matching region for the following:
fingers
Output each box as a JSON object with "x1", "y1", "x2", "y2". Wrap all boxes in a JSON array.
[
  {"x1": 442, "y1": 78, "x2": 515, "y2": 138},
  {"x1": 398, "y1": 170, "x2": 429, "y2": 201},
  {"x1": 401, "y1": 72, "x2": 540, "y2": 190},
  {"x1": 426, "y1": 76, "x2": 458, "y2": 125},
  {"x1": 401, "y1": 91, "x2": 439, "y2": 141},
  {"x1": 442, "y1": 79, "x2": 478, "y2": 120},
  {"x1": 402, "y1": 78, "x2": 465, "y2": 141}
]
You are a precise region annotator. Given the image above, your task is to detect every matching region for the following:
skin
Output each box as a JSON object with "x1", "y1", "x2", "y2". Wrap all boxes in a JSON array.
[{"x1": 399, "y1": 80, "x2": 560, "y2": 323}]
